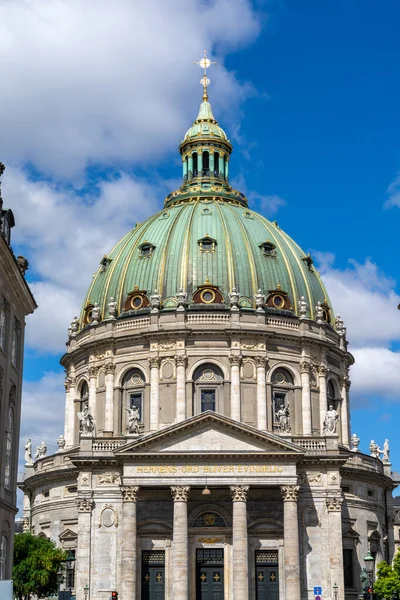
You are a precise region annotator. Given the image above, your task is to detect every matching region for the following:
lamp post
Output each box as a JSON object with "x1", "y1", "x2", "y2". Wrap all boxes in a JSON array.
[
  {"x1": 363, "y1": 548, "x2": 375, "y2": 600},
  {"x1": 65, "y1": 551, "x2": 76, "y2": 598},
  {"x1": 84, "y1": 583, "x2": 89, "y2": 600},
  {"x1": 57, "y1": 569, "x2": 64, "y2": 599},
  {"x1": 333, "y1": 582, "x2": 338, "y2": 600}
]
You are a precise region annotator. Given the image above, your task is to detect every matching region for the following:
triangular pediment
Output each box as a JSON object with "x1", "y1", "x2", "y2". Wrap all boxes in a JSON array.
[
  {"x1": 115, "y1": 412, "x2": 304, "y2": 457},
  {"x1": 59, "y1": 528, "x2": 77, "y2": 541}
]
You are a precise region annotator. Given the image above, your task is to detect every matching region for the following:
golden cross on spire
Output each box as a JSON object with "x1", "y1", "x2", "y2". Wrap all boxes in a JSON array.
[{"x1": 193, "y1": 50, "x2": 217, "y2": 101}]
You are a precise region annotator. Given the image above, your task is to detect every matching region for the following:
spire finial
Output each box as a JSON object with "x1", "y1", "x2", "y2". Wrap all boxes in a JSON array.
[{"x1": 193, "y1": 50, "x2": 217, "y2": 101}]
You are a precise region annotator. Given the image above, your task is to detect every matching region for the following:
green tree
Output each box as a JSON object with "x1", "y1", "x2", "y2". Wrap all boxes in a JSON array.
[
  {"x1": 374, "y1": 551, "x2": 400, "y2": 599},
  {"x1": 12, "y1": 532, "x2": 67, "y2": 600}
]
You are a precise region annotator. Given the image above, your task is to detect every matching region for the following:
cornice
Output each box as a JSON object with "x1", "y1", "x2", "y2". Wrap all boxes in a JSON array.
[
  {"x1": 0, "y1": 236, "x2": 37, "y2": 314},
  {"x1": 340, "y1": 466, "x2": 396, "y2": 490}
]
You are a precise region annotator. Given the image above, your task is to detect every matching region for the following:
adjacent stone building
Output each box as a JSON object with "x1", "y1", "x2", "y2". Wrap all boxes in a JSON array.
[
  {"x1": 0, "y1": 163, "x2": 36, "y2": 580},
  {"x1": 19, "y1": 73, "x2": 397, "y2": 600}
]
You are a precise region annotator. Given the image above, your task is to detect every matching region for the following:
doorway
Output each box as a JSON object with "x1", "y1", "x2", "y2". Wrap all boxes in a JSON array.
[
  {"x1": 255, "y1": 550, "x2": 279, "y2": 600},
  {"x1": 141, "y1": 550, "x2": 165, "y2": 600},
  {"x1": 196, "y1": 548, "x2": 224, "y2": 600}
]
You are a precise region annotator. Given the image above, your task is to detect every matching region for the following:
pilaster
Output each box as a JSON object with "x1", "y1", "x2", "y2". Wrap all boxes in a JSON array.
[
  {"x1": 149, "y1": 357, "x2": 160, "y2": 431},
  {"x1": 229, "y1": 354, "x2": 241, "y2": 421}
]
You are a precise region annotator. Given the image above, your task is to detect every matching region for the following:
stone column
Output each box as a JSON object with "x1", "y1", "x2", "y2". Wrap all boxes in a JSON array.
[
  {"x1": 171, "y1": 486, "x2": 190, "y2": 600},
  {"x1": 219, "y1": 154, "x2": 225, "y2": 178},
  {"x1": 231, "y1": 485, "x2": 249, "y2": 600},
  {"x1": 75, "y1": 497, "x2": 94, "y2": 600},
  {"x1": 300, "y1": 361, "x2": 312, "y2": 435},
  {"x1": 188, "y1": 154, "x2": 193, "y2": 180},
  {"x1": 64, "y1": 374, "x2": 76, "y2": 447},
  {"x1": 340, "y1": 376, "x2": 351, "y2": 446},
  {"x1": 281, "y1": 486, "x2": 300, "y2": 600},
  {"x1": 318, "y1": 365, "x2": 328, "y2": 434},
  {"x1": 230, "y1": 355, "x2": 241, "y2": 421},
  {"x1": 121, "y1": 486, "x2": 140, "y2": 600},
  {"x1": 88, "y1": 366, "x2": 98, "y2": 421},
  {"x1": 104, "y1": 362, "x2": 116, "y2": 435},
  {"x1": 326, "y1": 496, "x2": 345, "y2": 600},
  {"x1": 255, "y1": 357, "x2": 267, "y2": 430},
  {"x1": 175, "y1": 355, "x2": 187, "y2": 423},
  {"x1": 149, "y1": 357, "x2": 160, "y2": 431}
]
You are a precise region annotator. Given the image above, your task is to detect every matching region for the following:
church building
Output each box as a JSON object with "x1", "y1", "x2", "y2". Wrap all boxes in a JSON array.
[{"x1": 19, "y1": 57, "x2": 397, "y2": 600}]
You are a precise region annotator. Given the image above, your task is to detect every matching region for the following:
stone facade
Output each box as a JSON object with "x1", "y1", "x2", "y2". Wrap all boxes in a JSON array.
[{"x1": 0, "y1": 163, "x2": 36, "y2": 581}]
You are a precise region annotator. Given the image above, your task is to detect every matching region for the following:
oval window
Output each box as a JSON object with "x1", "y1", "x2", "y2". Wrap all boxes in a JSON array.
[{"x1": 272, "y1": 295, "x2": 285, "y2": 309}]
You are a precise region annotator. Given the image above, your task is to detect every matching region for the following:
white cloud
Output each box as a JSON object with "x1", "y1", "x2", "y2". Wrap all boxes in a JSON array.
[
  {"x1": 4, "y1": 167, "x2": 162, "y2": 352},
  {"x1": 0, "y1": 0, "x2": 260, "y2": 177},
  {"x1": 384, "y1": 172, "x2": 400, "y2": 208},
  {"x1": 351, "y1": 347, "x2": 400, "y2": 399}
]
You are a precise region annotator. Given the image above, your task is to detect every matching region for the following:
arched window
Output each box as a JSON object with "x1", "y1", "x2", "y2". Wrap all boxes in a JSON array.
[
  {"x1": 193, "y1": 512, "x2": 226, "y2": 527},
  {"x1": 192, "y1": 152, "x2": 198, "y2": 177},
  {"x1": 0, "y1": 299, "x2": 6, "y2": 350},
  {"x1": 202, "y1": 151, "x2": 209, "y2": 176},
  {"x1": 122, "y1": 369, "x2": 146, "y2": 431},
  {"x1": 0, "y1": 533, "x2": 7, "y2": 580},
  {"x1": 214, "y1": 152, "x2": 220, "y2": 177},
  {"x1": 193, "y1": 363, "x2": 224, "y2": 414},
  {"x1": 271, "y1": 368, "x2": 294, "y2": 433},
  {"x1": 327, "y1": 379, "x2": 338, "y2": 409},
  {"x1": 4, "y1": 406, "x2": 13, "y2": 490}
]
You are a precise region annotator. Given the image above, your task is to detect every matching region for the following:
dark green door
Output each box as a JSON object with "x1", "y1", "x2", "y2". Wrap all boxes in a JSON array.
[
  {"x1": 196, "y1": 548, "x2": 224, "y2": 600},
  {"x1": 255, "y1": 550, "x2": 279, "y2": 600},
  {"x1": 142, "y1": 551, "x2": 165, "y2": 600}
]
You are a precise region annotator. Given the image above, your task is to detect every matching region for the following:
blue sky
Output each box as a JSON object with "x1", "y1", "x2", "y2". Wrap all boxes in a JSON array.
[{"x1": 1, "y1": 0, "x2": 399, "y2": 482}]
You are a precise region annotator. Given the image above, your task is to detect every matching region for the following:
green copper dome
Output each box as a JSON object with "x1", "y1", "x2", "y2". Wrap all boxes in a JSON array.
[{"x1": 80, "y1": 93, "x2": 333, "y2": 326}]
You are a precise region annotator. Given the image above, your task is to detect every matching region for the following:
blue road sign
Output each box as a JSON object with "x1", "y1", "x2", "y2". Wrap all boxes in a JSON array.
[{"x1": 314, "y1": 587, "x2": 322, "y2": 595}]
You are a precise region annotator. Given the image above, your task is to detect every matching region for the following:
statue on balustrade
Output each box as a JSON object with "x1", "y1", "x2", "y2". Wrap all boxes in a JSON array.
[
  {"x1": 126, "y1": 405, "x2": 140, "y2": 435},
  {"x1": 323, "y1": 404, "x2": 339, "y2": 434},
  {"x1": 78, "y1": 403, "x2": 95, "y2": 435},
  {"x1": 275, "y1": 404, "x2": 291, "y2": 433}
]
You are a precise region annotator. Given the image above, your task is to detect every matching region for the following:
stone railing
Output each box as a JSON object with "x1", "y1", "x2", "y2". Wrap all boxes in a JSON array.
[
  {"x1": 345, "y1": 452, "x2": 384, "y2": 475},
  {"x1": 292, "y1": 437, "x2": 327, "y2": 453},
  {"x1": 116, "y1": 318, "x2": 151, "y2": 332},
  {"x1": 187, "y1": 314, "x2": 231, "y2": 324},
  {"x1": 267, "y1": 317, "x2": 300, "y2": 331},
  {"x1": 92, "y1": 439, "x2": 126, "y2": 451}
]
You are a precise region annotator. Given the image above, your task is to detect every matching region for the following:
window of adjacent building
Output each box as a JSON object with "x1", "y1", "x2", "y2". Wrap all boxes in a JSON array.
[
  {"x1": 11, "y1": 319, "x2": 19, "y2": 366},
  {"x1": 4, "y1": 406, "x2": 13, "y2": 490},
  {"x1": 0, "y1": 300, "x2": 6, "y2": 350},
  {"x1": 0, "y1": 534, "x2": 7, "y2": 580},
  {"x1": 367, "y1": 489, "x2": 375, "y2": 498},
  {"x1": 343, "y1": 548, "x2": 354, "y2": 587}
]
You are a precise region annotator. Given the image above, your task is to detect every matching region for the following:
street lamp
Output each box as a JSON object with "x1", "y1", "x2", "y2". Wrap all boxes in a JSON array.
[
  {"x1": 84, "y1": 583, "x2": 89, "y2": 600},
  {"x1": 333, "y1": 582, "x2": 338, "y2": 600},
  {"x1": 363, "y1": 547, "x2": 375, "y2": 600},
  {"x1": 65, "y1": 551, "x2": 76, "y2": 598},
  {"x1": 57, "y1": 568, "x2": 64, "y2": 599}
]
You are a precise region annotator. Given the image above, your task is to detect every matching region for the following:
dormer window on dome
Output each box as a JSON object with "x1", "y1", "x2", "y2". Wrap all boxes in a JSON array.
[
  {"x1": 266, "y1": 286, "x2": 293, "y2": 311},
  {"x1": 139, "y1": 242, "x2": 155, "y2": 259},
  {"x1": 198, "y1": 235, "x2": 217, "y2": 253},
  {"x1": 259, "y1": 240, "x2": 277, "y2": 258},
  {"x1": 193, "y1": 280, "x2": 224, "y2": 304},
  {"x1": 123, "y1": 287, "x2": 150, "y2": 311}
]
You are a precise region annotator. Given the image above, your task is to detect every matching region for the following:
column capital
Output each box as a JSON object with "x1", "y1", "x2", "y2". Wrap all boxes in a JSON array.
[
  {"x1": 175, "y1": 355, "x2": 188, "y2": 367},
  {"x1": 64, "y1": 378, "x2": 72, "y2": 392},
  {"x1": 229, "y1": 354, "x2": 242, "y2": 366},
  {"x1": 341, "y1": 375, "x2": 351, "y2": 389},
  {"x1": 171, "y1": 485, "x2": 190, "y2": 502},
  {"x1": 148, "y1": 356, "x2": 161, "y2": 369},
  {"x1": 230, "y1": 485, "x2": 249, "y2": 501},
  {"x1": 326, "y1": 496, "x2": 343, "y2": 511},
  {"x1": 76, "y1": 497, "x2": 94, "y2": 512},
  {"x1": 300, "y1": 361, "x2": 312, "y2": 374},
  {"x1": 255, "y1": 356, "x2": 267, "y2": 368},
  {"x1": 88, "y1": 365, "x2": 99, "y2": 378},
  {"x1": 280, "y1": 485, "x2": 299, "y2": 502},
  {"x1": 121, "y1": 486, "x2": 140, "y2": 502},
  {"x1": 318, "y1": 365, "x2": 328, "y2": 377},
  {"x1": 104, "y1": 362, "x2": 116, "y2": 375}
]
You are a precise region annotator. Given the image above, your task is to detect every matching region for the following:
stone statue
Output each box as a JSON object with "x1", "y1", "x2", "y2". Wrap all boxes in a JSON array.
[
  {"x1": 107, "y1": 297, "x2": 118, "y2": 319},
  {"x1": 323, "y1": 404, "x2": 339, "y2": 434},
  {"x1": 275, "y1": 404, "x2": 290, "y2": 433},
  {"x1": 369, "y1": 440, "x2": 380, "y2": 458},
  {"x1": 68, "y1": 316, "x2": 79, "y2": 338},
  {"x1": 175, "y1": 288, "x2": 187, "y2": 310},
  {"x1": 17, "y1": 256, "x2": 29, "y2": 276},
  {"x1": 35, "y1": 440, "x2": 47, "y2": 460},
  {"x1": 383, "y1": 438, "x2": 390, "y2": 463},
  {"x1": 78, "y1": 403, "x2": 95, "y2": 435},
  {"x1": 57, "y1": 434, "x2": 66, "y2": 451},
  {"x1": 360, "y1": 567, "x2": 369, "y2": 593},
  {"x1": 150, "y1": 289, "x2": 161, "y2": 312},
  {"x1": 126, "y1": 406, "x2": 140, "y2": 435},
  {"x1": 254, "y1": 289, "x2": 265, "y2": 311},
  {"x1": 24, "y1": 439, "x2": 33, "y2": 464},
  {"x1": 335, "y1": 314, "x2": 346, "y2": 337},
  {"x1": 298, "y1": 296, "x2": 309, "y2": 319},
  {"x1": 90, "y1": 303, "x2": 101, "y2": 325},
  {"x1": 228, "y1": 287, "x2": 240, "y2": 310},
  {"x1": 315, "y1": 301, "x2": 324, "y2": 324},
  {"x1": 350, "y1": 433, "x2": 360, "y2": 452}
]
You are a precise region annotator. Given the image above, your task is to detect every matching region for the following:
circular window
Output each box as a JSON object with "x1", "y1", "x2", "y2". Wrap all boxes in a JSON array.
[
  {"x1": 131, "y1": 295, "x2": 143, "y2": 310},
  {"x1": 200, "y1": 289, "x2": 215, "y2": 304},
  {"x1": 85, "y1": 309, "x2": 93, "y2": 323},
  {"x1": 275, "y1": 372, "x2": 286, "y2": 384},
  {"x1": 272, "y1": 294, "x2": 285, "y2": 309},
  {"x1": 203, "y1": 513, "x2": 216, "y2": 526},
  {"x1": 322, "y1": 308, "x2": 329, "y2": 322},
  {"x1": 203, "y1": 368, "x2": 215, "y2": 380}
]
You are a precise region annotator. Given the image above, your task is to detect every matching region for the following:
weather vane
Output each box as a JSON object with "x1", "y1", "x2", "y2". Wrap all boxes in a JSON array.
[{"x1": 194, "y1": 50, "x2": 217, "y2": 101}]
